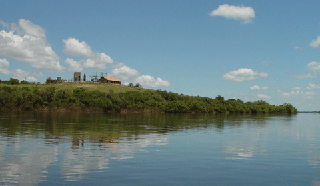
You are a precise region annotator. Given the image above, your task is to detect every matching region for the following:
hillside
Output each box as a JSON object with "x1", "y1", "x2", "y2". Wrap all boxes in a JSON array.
[
  {"x1": 0, "y1": 82, "x2": 147, "y2": 94},
  {"x1": 0, "y1": 82, "x2": 297, "y2": 114}
]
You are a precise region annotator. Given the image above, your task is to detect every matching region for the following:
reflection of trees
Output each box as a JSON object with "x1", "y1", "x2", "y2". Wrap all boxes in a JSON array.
[
  {"x1": 0, "y1": 112, "x2": 296, "y2": 138},
  {"x1": 0, "y1": 112, "x2": 297, "y2": 184}
]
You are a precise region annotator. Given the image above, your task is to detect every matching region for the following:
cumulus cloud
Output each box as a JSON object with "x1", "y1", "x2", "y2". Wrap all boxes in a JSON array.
[
  {"x1": 63, "y1": 38, "x2": 113, "y2": 69},
  {"x1": 209, "y1": 4, "x2": 255, "y2": 24},
  {"x1": 111, "y1": 62, "x2": 125, "y2": 68},
  {"x1": 11, "y1": 69, "x2": 42, "y2": 82},
  {"x1": 134, "y1": 75, "x2": 170, "y2": 87},
  {"x1": 0, "y1": 68, "x2": 10, "y2": 75},
  {"x1": 65, "y1": 58, "x2": 83, "y2": 72},
  {"x1": 223, "y1": 68, "x2": 268, "y2": 82},
  {"x1": 306, "y1": 83, "x2": 320, "y2": 90},
  {"x1": 0, "y1": 19, "x2": 65, "y2": 72},
  {"x1": 257, "y1": 94, "x2": 270, "y2": 99},
  {"x1": 0, "y1": 58, "x2": 10, "y2": 75},
  {"x1": 63, "y1": 38, "x2": 93, "y2": 57},
  {"x1": 109, "y1": 65, "x2": 140, "y2": 80},
  {"x1": 0, "y1": 58, "x2": 9, "y2": 68},
  {"x1": 310, "y1": 35, "x2": 320, "y2": 48},
  {"x1": 19, "y1": 19, "x2": 46, "y2": 39}
]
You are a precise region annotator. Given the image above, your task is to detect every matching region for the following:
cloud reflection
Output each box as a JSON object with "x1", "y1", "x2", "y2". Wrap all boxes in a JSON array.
[{"x1": 0, "y1": 132, "x2": 169, "y2": 184}]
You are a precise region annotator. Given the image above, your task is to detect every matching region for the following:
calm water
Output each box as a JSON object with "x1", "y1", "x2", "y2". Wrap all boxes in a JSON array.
[{"x1": 0, "y1": 112, "x2": 319, "y2": 185}]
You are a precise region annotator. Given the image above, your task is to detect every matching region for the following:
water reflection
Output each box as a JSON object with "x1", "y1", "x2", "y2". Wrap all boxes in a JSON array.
[{"x1": 0, "y1": 112, "x2": 307, "y2": 185}]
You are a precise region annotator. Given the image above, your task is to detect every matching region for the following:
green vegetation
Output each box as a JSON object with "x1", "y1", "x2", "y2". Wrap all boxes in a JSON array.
[{"x1": 0, "y1": 82, "x2": 297, "y2": 113}]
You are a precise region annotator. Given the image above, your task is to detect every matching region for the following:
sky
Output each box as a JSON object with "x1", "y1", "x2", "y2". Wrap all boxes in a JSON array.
[{"x1": 0, "y1": 0, "x2": 320, "y2": 111}]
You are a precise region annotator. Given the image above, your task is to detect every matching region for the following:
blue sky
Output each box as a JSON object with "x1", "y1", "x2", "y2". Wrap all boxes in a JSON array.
[{"x1": 0, "y1": 0, "x2": 320, "y2": 111}]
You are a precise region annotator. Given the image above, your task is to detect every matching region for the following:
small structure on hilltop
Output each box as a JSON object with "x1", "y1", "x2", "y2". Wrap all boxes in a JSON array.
[
  {"x1": 74, "y1": 72, "x2": 81, "y2": 82},
  {"x1": 98, "y1": 77, "x2": 121, "y2": 84},
  {"x1": 46, "y1": 77, "x2": 58, "y2": 84},
  {"x1": 46, "y1": 77, "x2": 66, "y2": 84}
]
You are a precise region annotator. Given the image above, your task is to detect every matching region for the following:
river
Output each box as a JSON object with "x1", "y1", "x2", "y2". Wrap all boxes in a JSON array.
[{"x1": 0, "y1": 112, "x2": 319, "y2": 185}]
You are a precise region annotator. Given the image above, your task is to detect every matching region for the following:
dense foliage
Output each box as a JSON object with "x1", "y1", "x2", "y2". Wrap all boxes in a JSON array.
[
  {"x1": 0, "y1": 86, "x2": 297, "y2": 113},
  {"x1": 0, "y1": 78, "x2": 40, "y2": 85}
]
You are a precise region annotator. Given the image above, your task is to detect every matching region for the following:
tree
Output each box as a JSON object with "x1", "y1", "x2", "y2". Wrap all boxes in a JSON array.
[
  {"x1": 134, "y1": 83, "x2": 142, "y2": 88},
  {"x1": 9, "y1": 78, "x2": 19, "y2": 85}
]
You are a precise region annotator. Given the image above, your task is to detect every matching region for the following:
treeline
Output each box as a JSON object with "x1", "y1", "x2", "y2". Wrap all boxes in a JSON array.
[
  {"x1": 0, "y1": 78, "x2": 40, "y2": 85},
  {"x1": 0, "y1": 86, "x2": 297, "y2": 113}
]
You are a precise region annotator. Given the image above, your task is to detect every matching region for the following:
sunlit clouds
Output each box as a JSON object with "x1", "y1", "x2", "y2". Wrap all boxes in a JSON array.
[
  {"x1": 63, "y1": 38, "x2": 113, "y2": 69},
  {"x1": 257, "y1": 94, "x2": 271, "y2": 99},
  {"x1": 223, "y1": 68, "x2": 268, "y2": 82},
  {"x1": 109, "y1": 65, "x2": 140, "y2": 81},
  {"x1": 134, "y1": 75, "x2": 170, "y2": 87},
  {"x1": 210, "y1": 4, "x2": 255, "y2": 24},
  {"x1": 250, "y1": 85, "x2": 270, "y2": 90},
  {"x1": 0, "y1": 19, "x2": 64, "y2": 72},
  {"x1": 309, "y1": 35, "x2": 320, "y2": 48}
]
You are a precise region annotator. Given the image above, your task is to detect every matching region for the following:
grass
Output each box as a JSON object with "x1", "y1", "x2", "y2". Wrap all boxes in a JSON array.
[{"x1": 0, "y1": 82, "x2": 148, "y2": 93}]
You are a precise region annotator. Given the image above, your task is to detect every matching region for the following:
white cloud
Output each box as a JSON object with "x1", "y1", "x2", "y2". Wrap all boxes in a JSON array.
[
  {"x1": 288, "y1": 61, "x2": 320, "y2": 79},
  {"x1": 223, "y1": 68, "x2": 268, "y2": 82},
  {"x1": 250, "y1": 85, "x2": 260, "y2": 90},
  {"x1": 63, "y1": 38, "x2": 93, "y2": 57},
  {"x1": 280, "y1": 88, "x2": 318, "y2": 100},
  {"x1": 294, "y1": 46, "x2": 302, "y2": 50},
  {"x1": 63, "y1": 38, "x2": 113, "y2": 69},
  {"x1": 94, "y1": 53, "x2": 113, "y2": 64},
  {"x1": 307, "y1": 61, "x2": 320, "y2": 74},
  {"x1": 11, "y1": 69, "x2": 39, "y2": 82},
  {"x1": 306, "y1": 83, "x2": 320, "y2": 90},
  {"x1": 0, "y1": 68, "x2": 10, "y2": 75},
  {"x1": 310, "y1": 35, "x2": 320, "y2": 48},
  {"x1": 109, "y1": 65, "x2": 140, "y2": 80},
  {"x1": 112, "y1": 62, "x2": 125, "y2": 68},
  {"x1": 0, "y1": 19, "x2": 64, "y2": 72},
  {"x1": 259, "y1": 72, "x2": 268, "y2": 77},
  {"x1": 209, "y1": 4, "x2": 255, "y2": 24},
  {"x1": 0, "y1": 58, "x2": 10, "y2": 75},
  {"x1": 0, "y1": 58, "x2": 9, "y2": 68},
  {"x1": 19, "y1": 19, "x2": 46, "y2": 39},
  {"x1": 65, "y1": 58, "x2": 83, "y2": 72},
  {"x1": 134, "y1": 75, "x2": 170, "y2": 87},
  {"x1": 281, "y1": 90, "x2": 303, "y2": 98},
  {"x1": 257, "y1": 94, "x2": 270, "y2": 99},
  {"x1": 303, "y1": 91, "x2": 318, "y2": 100},
  {"x1": 82, "y1": 59, "x2": 101, "y2": 69}
]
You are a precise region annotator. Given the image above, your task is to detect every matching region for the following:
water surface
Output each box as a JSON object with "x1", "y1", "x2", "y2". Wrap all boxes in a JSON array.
[{"x1": 0, "y1": 112, "x2": 319, "y2": 185}]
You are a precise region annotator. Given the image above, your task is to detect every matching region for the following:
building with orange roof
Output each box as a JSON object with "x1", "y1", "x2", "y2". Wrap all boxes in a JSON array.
[{"x1": 98, "y1": 77, "x2": 121, "y2": 84}]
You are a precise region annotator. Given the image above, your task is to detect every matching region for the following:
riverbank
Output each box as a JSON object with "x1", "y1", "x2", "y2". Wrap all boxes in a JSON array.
[{"x1": 0, "y1": 85, "x2": 298, "y2": 114}]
